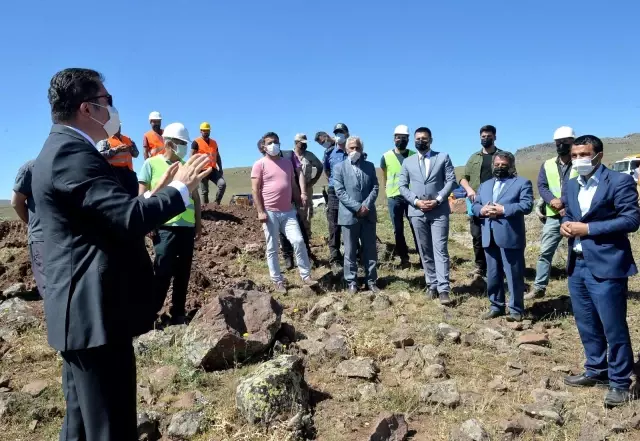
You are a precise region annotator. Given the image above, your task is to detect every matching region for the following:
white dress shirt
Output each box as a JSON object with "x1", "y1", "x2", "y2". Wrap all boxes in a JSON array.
[{"x1": 573, "y1": 166, "x2": 602, "y2": 253}]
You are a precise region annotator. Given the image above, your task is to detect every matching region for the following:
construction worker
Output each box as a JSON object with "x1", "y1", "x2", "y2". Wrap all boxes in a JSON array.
[
  {"x1": 191, "y1": 122, "x2": 226, "y2": 207},
  {"x1": 143, "y1": 111, "x2": 165, "y2": 159},
  {"x1": 526, "y1": 126, "x2": 578, "y2": 300},
  {"x1": 97, "y1": 125, "x2": 139, "y2": 197},
  {"x1": 138, "y1": 122, "x2": 202, "y2": 325},
  {"x1": 381, "y1": 124, "x2": 420, "y2": 268},
  {"x1": 294, "y1": 133, "x2": 324, "y2": 237}
]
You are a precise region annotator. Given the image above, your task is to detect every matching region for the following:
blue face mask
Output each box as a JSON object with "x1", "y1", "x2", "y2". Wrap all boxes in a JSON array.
[{"x1": 335, "y1": 133, "x2": 347, "y2": 145}]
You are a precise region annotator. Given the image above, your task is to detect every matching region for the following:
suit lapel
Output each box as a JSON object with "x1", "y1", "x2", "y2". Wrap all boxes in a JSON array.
[
  {"x1": 496, "y1": 177, "x2": 516, "y2": 203},
  {"x1": 581, "y1": 167, "x2": 609, "y2": 220},
  {"x1": 424, "y1": 151, "x2": 438, "y2": 183}
]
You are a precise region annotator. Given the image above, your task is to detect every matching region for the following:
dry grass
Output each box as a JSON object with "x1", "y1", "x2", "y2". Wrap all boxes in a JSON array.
[{"x1": 4, "y1": 209, "x2": 640, "y2": 440}]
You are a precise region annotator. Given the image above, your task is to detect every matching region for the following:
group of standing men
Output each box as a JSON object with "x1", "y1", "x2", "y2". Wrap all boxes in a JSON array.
[{"x1": 251, "y1": 122, "x2": 640, "y2": 408}]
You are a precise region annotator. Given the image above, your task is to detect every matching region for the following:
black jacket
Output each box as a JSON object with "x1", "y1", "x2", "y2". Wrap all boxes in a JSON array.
[{"x1": 32, "y1": 125, "x2": 186, "y2": 351}]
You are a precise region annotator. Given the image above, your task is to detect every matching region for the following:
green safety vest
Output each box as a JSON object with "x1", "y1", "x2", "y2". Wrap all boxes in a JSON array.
[
  {"x1": 384, "y1": 149, "x2": 415, "y2": 197},
  {"x1": 148, "y1": 156, "x2": 195, "y2": 227},
  {"x1": 543, "y1": 158, "x2": 577, "y2": 216}
]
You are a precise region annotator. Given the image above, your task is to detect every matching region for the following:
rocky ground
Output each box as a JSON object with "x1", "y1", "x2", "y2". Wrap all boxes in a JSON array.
[{"x1": 2, "y1": 206, "x2": 640, "y2": 440}]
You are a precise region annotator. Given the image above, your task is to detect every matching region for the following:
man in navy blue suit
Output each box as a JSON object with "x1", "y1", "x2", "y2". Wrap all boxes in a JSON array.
[
  {"x1": 561, "y1": 135, "x2": 640, "y2": 408},
  {"x1": 472, "y1": 152, "x2": 533, "y2": 322}
]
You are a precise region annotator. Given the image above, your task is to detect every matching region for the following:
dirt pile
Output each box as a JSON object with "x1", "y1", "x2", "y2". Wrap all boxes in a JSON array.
[
  {"x1": 0, "y1": 221, "x2": 33, "y2": 292},
  {"x1": 0, "y1": 205, "x2": 266, "y2": 315}
]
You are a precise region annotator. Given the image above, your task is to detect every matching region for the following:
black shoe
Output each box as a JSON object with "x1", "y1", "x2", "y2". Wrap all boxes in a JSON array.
[
  {"x1": 482, "y1": 310, "x2": 504, "y2": 320},
  {"x1": 368, "y1": 283, "x2": 381, "y2": 294},
  {"x1": 284, "y1": 256, "x2": 294, "y2": 271},
  {"x1": 506, "y1": 313, "x2": 523, "y2": 322},
  {"x1": 439, "y1": 292, "x2": 453, "y2": 306},
  {"x1": 426, "y1": 288, "x2": 438, "y2": 300},
  {"x1": 564, "y1": 373, "x2": 609, "y2": 388},
  {"x1": 347, "y1": 283, "x2": 358, "y2": 295},
  {"x1": 170, "y1": 315, "x2": 187, "y2": 326},
  {"x1": 604, "y1": 387, "x2": 635, "y2": 408}
]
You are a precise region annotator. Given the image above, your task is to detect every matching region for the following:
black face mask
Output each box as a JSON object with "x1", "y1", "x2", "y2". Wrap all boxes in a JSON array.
[
  {"x1": 556, "y1": 143, "x2": 571, "y2": 156},
  {"x1": 493, "y1": 167, "x2": 509, "y2": 179},
  {"x1": 415, "y1": 140, "x2": 430, "y2": 152},
  {"x1": 395, "y1": 139, "x2": 408, "y2": 150},
  {"x1": 481, "y1": 139, "x2": 494, "y2": 148}
]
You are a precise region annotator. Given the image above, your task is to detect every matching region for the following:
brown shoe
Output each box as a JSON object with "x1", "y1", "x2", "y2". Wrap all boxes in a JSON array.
[{"x1": 524, "y1": 288, "x2": 545, "y2": 300}]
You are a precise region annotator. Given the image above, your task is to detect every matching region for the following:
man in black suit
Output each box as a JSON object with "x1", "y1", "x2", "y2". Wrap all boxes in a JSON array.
[{"x1": 32, "y1": 68, "x2": 211, "y2": 441}]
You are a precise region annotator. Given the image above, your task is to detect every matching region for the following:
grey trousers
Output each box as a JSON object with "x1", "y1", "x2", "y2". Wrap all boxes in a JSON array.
[
  {"x1": 411, "y1": 214, "x2": 450, "y2": 293},
  {"x1": 342, "y1": 221, "x2": 377, "y2": 285},
  {"x1": 200, "y1": 169, "x2": 226, "y2": 204}
]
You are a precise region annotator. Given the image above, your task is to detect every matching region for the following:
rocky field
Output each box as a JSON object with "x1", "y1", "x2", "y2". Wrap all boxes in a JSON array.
[{"x1": 3, "y1": 206, "x2": 640, "y2": 441}]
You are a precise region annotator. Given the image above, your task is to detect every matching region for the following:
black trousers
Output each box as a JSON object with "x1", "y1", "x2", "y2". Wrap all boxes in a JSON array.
[
  {"x1": 469, "y1": 215, "x2": 487, "y2": 275},
  {"x1": 60, "y1": 343, "x2": 137, "y2": 441},
  {"x1": 326, "y1": 187, "x2": 342, "y2": 264},
  {"x1": 111, "y1": 167, "x2": 139, "y2": 198},
  {"x1": 281, "y1": 211, "x2": 312, "y2": 260},
  {"x1": 153, "y1": 226, "x2": 195, "y2": 318}
]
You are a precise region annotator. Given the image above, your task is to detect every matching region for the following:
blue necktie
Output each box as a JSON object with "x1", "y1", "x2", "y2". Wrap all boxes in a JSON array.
[{"x1": 493, "y1": 181, "x2": 503, "y2": 203}]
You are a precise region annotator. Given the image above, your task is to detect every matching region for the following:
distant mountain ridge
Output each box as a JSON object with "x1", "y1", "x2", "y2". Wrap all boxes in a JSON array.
[{"x1": 515, "y1": 133, "x2": 640, "y2": 163}]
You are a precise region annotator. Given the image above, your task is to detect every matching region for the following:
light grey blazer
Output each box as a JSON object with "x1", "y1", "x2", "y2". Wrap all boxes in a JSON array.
[
  {"x1": 398, "y1": 150, "x2": 456, "y2": 218},
  {"x1": 333, "y1": 158, "x2": 379, "y2": 226}
]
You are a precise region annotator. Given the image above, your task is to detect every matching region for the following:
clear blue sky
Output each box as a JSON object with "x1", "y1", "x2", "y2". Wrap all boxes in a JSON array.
[{"x1": 1, "y1": 0, "x2": 639, "y2": 198}]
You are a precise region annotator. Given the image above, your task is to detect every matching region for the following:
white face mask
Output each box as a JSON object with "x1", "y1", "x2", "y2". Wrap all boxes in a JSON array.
[
  {"x1": 90, "y1": 104, "x2": 120, "y2": 138},
  {"x1": 573, "y1": 154, "x2": 600, "y2": 176},
  {"x1": 335, "y1": 133, "x2": 347, "y2": 145},
  {"x1": 323, "y1": 141, "x2": 333, "y2": 149},
  {"x1": 349, "y1": 151, "x2": 361, "y2": 163},
  {"x1": 168, "y1": 141, "x2": 187, "y2": 159},
  {"x1": 265, "y1": 143, "x2": 281, "y2": 156}
]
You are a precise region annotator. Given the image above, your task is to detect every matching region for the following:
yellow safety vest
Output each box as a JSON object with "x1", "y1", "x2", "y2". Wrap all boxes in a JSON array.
[
  {"x1": 543, "y1": 158, "x2": 578, "y2": 216},
  {"x1": 384, "y1": 149, "x2": 415, "y2": 197}
]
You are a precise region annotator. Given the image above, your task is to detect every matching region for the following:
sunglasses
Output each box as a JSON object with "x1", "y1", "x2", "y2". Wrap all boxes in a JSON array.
[{"x1": 86, "y1": 94, "x2": 113, "y2": 106}]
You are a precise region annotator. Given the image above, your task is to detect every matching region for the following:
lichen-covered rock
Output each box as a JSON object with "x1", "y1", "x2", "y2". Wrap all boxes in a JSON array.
[
  {"x1": 450, "y1": 419, "x2": 490, "y2": 441},
  {"x1": 0, "y1": 298, "x2": 40, "y2": 340},
  {"x1": 134, "y1": 325, "x2": 186, "y2": 356},
  {"x1": 420, "y1": 380, "x2": 460, "y2": 408},
  {"x1": 182, "y1": 289, "x2": 282, "y2": 371},
  {"x1": 336, "y1": 357, "x2": 379, "y2": 380},
  {"x1": 236, "y1": 355, "x2": 309, "y2": 426},
  {"x1": 167, "y1": 410, "x2": 204, "y2": 439},
  {"x1": 137, "y1": 411, "x2": 163, "y2": 441},
  {"x1": 304, "y1": 296, "x2": 338, "y2": 322}
]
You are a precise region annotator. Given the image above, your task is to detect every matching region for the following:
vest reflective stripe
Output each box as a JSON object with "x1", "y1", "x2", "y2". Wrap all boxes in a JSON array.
[
  {"x1": 195, "y1": 137, "x2": 219, "y2": 170},
  {"x1": 107, "y1": 134, "x2": 134, "y2": 170},
  {"x1": 383, "y1": 149, "x2": 415, "y2": 197},
  {"x1": 543, "y1": 158, "x2": 578, "y2": 216},
  {"x1": 148, "y1": 156, "x2": 195, "y2": 226},
  {"x1": 145, "y1": 130, "x2": 165, "y2": 157}
]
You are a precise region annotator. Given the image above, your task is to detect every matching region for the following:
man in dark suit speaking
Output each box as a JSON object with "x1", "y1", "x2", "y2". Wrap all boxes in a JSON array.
[{"x1": 32, "y1": 68, "x2": 211, "y2": 440}]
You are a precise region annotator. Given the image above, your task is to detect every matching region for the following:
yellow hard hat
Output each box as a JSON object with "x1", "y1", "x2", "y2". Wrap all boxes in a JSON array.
[{"x1": 200, "y1": 122, "x2": 211, "y2": 131}]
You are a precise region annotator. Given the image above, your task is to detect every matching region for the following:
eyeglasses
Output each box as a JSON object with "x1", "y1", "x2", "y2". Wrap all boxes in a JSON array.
[{"x1": 86, "y1": 94, "x2": 113, "y2": 106}]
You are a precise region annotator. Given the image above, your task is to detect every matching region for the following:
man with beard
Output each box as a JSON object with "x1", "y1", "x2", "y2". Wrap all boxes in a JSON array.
[{"x1": 143, "y1": 111, "x2": 165, "y2": 159}]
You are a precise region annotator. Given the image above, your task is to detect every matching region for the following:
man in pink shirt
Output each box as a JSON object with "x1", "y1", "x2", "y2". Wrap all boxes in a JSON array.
[{"x1": 251, "y1": 132, "x2": 315, "y2": 293}]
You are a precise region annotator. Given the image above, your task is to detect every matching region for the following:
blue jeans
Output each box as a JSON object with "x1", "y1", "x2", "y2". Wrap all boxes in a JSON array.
[
  {"x1": 533, "y1": 217, "x2": 562, "y2": 290},
  {"x1": 569, "y1": 258, "x2": 633, "y2": 389},
  {"x1": 263, "y1": 210, "x2": 311, "y2": 282},
  {"x1": 387, "y1": 197, "x2": 418, "y2": 261},
  {"x1": 484, "y1": 240, "x2": 526, "y2": 315}
]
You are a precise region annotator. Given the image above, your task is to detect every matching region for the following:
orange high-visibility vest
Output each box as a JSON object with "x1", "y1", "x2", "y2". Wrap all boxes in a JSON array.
[
  {"x1": 144, "y1": 129, "x2": 165, "y2": 157},
  {"x1": 107, "y1": 134, "x2": 134, "y2": 170},
  {"x1": 195, "y1": 137, "x2": 219, "y2": 170}
]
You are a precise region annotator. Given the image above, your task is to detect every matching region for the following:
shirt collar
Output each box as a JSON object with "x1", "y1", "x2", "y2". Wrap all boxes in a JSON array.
[
  {"x1": 578, "y1": 164, "x2": 603, "y2": 187},
  {"x1": 64, "y1": 125, "x2": 96, "y2": 147},
  {"x1": 420, "y1": 150, "x2": 432, "y2": 159}
]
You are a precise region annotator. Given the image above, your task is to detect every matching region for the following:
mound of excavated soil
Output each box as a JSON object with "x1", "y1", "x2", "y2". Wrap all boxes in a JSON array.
[{"x1": 0, "y1": 206, "x2": 266, "y2": 318}]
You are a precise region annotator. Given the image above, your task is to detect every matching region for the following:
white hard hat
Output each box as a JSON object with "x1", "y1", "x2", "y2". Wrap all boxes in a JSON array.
[
  {"x1": 162, "y1": 122, "x2": 190, "y2": 143},
  {"x1": 394, "y1": 124, "x2": 410, "y2": 136},
  {"x1": 553, "y1": 126, "x2": 575, "y2": 140},
  {"x1": 148, "y1": 111, "x2": 162, "y2": 121}
]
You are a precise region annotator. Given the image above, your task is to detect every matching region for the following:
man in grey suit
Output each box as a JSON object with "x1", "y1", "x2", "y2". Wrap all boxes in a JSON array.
[
  {"x1": 399, "y1": 127, "x2": 456, "y2": 305},
  {"x1": 32, "y1": 68, "x2": 211, "y2": 441},
  {"x1": 333, "y1": 136, "x2": 380, "y2": 294}
]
